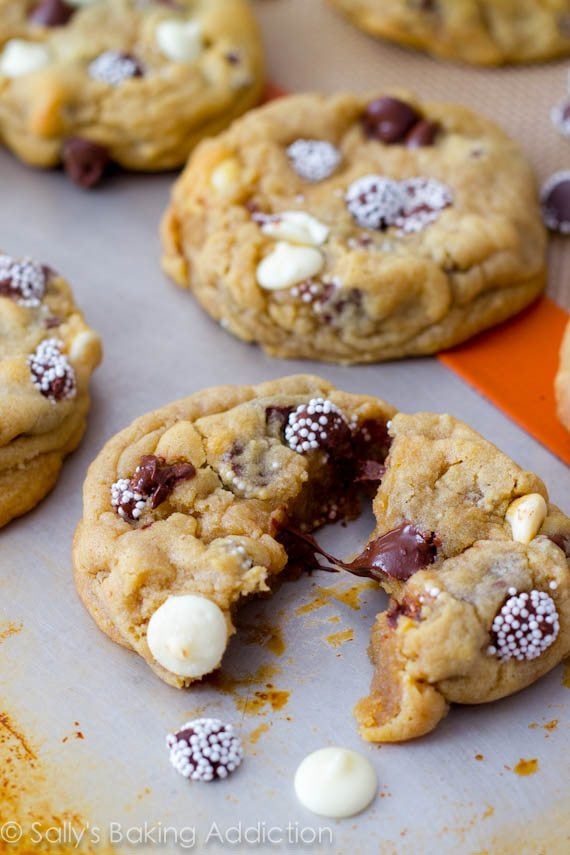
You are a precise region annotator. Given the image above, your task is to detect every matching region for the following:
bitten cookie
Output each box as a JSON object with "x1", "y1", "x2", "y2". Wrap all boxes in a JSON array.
[
  {"x1": 0, "y1": 0, "x2": 264, "y2": 185},
  {"x1": 161, "y1": 92, "x2": 546, "y2": 364},
  {"x1": 0, "y1": 253, "x2": 101, "y2": 528},
  {"x1": 329, "y1": 0, "x2": 570, "y2": 66},
  {"x1": 73, "y1": 375, "x2": 395, "y2": 684},
  {"x1": 73, "y1": 377, "x2": 570, "y2": 743},
  {"x1": 556, "y1": 320, "x2": 570, "y2": 431}
]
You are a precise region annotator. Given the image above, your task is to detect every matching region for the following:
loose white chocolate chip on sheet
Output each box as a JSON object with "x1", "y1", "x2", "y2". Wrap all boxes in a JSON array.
[
  {"x1": 294, "y1": 747, "x2": 377, "y2": 818},
  {"x1": 261, "y1": 212, "x2": 330, "y2": 246},
  {"x1": 0, "y1": 40, "x2": 52, "y2": 78},
  {"x1": 156, "y1": 19, "x2": 203, "y2": 63},
  {"x1": 506, "y1": 493, "x2": 548, "y2": 544},
  {"x1": 147, "y1": 594, "x2": 228, "y2": 678},
  {"x1": 256, "y1": 242, "x2": 324, "y2": 290}
]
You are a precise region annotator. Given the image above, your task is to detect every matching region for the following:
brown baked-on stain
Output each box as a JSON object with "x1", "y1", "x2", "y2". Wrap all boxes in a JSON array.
[
  {"x1": 236, "y1": 689, "x2": 290, "y2": 716},
  {"x1": 248, "y1": 722, "x2": 271, "y2": 744},
  {"x1": 208, "y1": 662, "x2": 281, "y2": 694},
  {"x1": 0, "y1": 710, "x2": 107, "y2": 855},
  {"x1": 0, "y1": 622, "x2": 23, "y2": 643},
  {"x1": 296, "y1": 580, "x2": 378, "y2": 615},
  {"x1": 237, "y1": 622, "x2": 286, "y2": 656},
  {"x1": 324, "y1": 628, "x2": 354, "y2": 648},
  {"x1": 529, "y1": 719, "x2": 559, "y2": 736},
  {"x1": 475, "y1": 753, "x2": 485, "y2": 761},
  {"x1": 514, "y1": 757, "x2": 539, "y2": 776}
]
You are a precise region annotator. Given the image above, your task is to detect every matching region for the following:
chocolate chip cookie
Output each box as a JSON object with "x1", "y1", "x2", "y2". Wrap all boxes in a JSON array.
[
  {"x1": 161, "y1": 92, "x2": 546, "y2": 364},
  {"x1": 556, "y1": 319, "x2": 570, "y2": 430},
  {"x1": 0, "y1": 0, "x2": 264, "y2": 186},
  {"x1": 0, "y1": 253, "x2": 101, "y2": 528},
  {"x1": 72, "y1": 376, "x2": 570, "y2": 743},
  {"x1": 329, "y1": 0, "x2": 570, "y2": 66}
]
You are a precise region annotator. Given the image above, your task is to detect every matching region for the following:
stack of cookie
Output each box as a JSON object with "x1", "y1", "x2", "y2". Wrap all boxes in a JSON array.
[{"x1": 0, "y1": 253, "x2": 101, "y2": 528}]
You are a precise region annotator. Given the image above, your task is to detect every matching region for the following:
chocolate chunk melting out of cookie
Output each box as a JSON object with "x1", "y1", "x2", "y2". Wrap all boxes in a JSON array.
[
  {"x1": 405, "y1": 119, "x2": 439, "y2": 148},
  {"x1": 30, "y1": 0, "x2": 75, "y2": 27},
  {"x1": 111, "y1": 455, "x2": 196, "y2": 521},
  {"x1": 62, "y1": 138, "x2": 111, "y2": 189},
  {"x1": 281, "y1": 522, "x2": 438, "y2": 582},
  {"x1": 541, "y1": 171, "x2": 570, "y2": 234}
]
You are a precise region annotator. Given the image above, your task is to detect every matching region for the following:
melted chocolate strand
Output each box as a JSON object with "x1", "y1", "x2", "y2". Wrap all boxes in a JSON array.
[
  {"x1": 131, "y1": 455, "x2": 196, "y2": 510},
  {"x1": 281, "y1": 522, "x2": 438, "y2": 582}
]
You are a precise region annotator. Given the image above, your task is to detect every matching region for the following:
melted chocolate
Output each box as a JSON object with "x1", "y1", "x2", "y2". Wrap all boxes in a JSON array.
[
  {"x1": 280, "y1": 522, "x2": 438, "y2": 582},
  {"x1": 132, "y1": 455, "x2": 196, "y2": 510}
]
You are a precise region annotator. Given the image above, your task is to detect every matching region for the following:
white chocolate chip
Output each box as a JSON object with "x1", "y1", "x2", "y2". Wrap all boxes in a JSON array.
[
  {"x1": 256, "y1": 242, "x2": 324, "y2": 290},
  {"x1": 147, "y1": 594, "x2": 228, "y2": 678},
  {"x1": 156, "y1": 19, "x2": 203, "y2": 63},
  {"x1": 506, "y1": 493, "x2": 548, "y2": 544},
  {"x1": 261, "y1": 212, "x2": 329, "y2": 246},
  {"x1": 0, "y1": 40, "x2": 51, "y2": 78},
  {"x1": 294, "y1": 747, "x2": 377, "y2": 818},
  {"x1": 69, "y1": 330, "x2": 101, "y2": 363},
  {"x1": 210, "y1": 157, "x2": 240, "y2": 193}
]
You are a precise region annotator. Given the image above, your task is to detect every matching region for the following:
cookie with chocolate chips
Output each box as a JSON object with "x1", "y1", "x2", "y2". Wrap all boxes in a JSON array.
[
  {"x1": 556, "y1": 319, "x2": 570, "y2": 431},
  {"x1": 329, "y1": 0, "x2": 570, "y2": 66},
  {"x1": 0, "y1": 253, "x2": 101, "y2": 528},
  {"x1": 73, "y1": 376, "x2": 570, "y2": 745},
  {"x1": 0, "y1": 0, "x2": 264, "y2": 185},
  {"x1": 162, "y1": 92, "x2": 546, "y2": 364},
  {"x1": 73, "y1": 375, "x2": 395, "y2": 686}
]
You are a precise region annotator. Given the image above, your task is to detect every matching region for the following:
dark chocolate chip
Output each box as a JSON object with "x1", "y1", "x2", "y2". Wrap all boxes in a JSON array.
[
  {"x1": 132, "y1": 455, "x2": 196, "y2": 510},
  {"x1": 406, "y1": 119, "x2": 439, "y2": 148},
  {"x1": 62, "y1": 138, "x2": 111, "y2": 189},
  {"x1": 541, "y1": 171, "x2": 570, "y2": 234},
  {"x1": 387, "y1": 596, "x2": 422, "y2": 627},
  {"x1": 362, "y1": 97, "x2": 420, "y2": 144},
  {"x1": 30, "y1": 0, "x2": 74, "y2": 27}
]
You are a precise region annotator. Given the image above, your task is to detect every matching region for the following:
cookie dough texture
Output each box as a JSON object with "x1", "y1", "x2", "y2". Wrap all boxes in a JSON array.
[
  {"x1": 556, "y1": 319, "x2": 570, "y2": 430},
  {"x1": 73, "y1": 376, "x2": 570, "y2": 742},
  {"x1": 161, "y1": 92, "x2": 546, "y2": 364},
  {"x1": 0, "y1": 259, "x2": 101, "y2": 528},
  {"x1": 0, "y1": 0, "x2": 264, "y2": 172},
  {"x1": 329, "y1": 0, "x2": 570, "y2": 66}
]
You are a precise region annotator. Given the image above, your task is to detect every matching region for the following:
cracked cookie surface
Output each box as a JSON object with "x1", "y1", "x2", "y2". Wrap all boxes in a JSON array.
[
  {"x1": 73, "y1": 376, "x2": 570, "y2": 743},
  {"x1": 161, "y1": 92, "x2": 546, "y2": 364},
  {"x1": 329, "y1": 0, "x2": 570, "y2": 66},
  {"x1": 0, "y1": 253, "x2": 101, "y2": 527},
  {"x1": 0, "y1": 0, "x2": 264, "y2": 180}
]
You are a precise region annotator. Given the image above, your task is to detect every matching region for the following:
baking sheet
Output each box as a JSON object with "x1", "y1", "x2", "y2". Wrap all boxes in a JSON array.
[{"x1": 1, "y1": 1, "x2": 570, "y2": 853}]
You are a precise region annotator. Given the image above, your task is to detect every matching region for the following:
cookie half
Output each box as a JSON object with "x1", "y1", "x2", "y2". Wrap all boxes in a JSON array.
[
  {"x1": 161, "y1": 92, "x2": 546, "y2": 364},
  {"x1": 329, "y1": 0, "x2": 570, "y2": 66},
  {"x1": 0, "y1": 253, "x2": 101, "y2": 527},
  {"x1": 0, "y1": 0, "x2": 264, "y2": 184},
  {"x1": 556, "y1": 319, "x2": 570, "y2": 431},
  {"x1": 73, "y1": 376, "x2": 570, "y2": 742}
]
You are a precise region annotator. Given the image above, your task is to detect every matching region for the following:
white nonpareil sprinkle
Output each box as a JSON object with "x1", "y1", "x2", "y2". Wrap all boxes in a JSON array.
[
  {"x1": 345, "y1": 174, "x2": 452, "y2": 234},
  {"x1": 286, "y1": 139, "x2": 342, "y2": 183},
  {"x1": 345, "y1": 175, "x2": 404, "y2": 230},
  {"x1": 88, "y1": 51, "x2": 142, "y2": 86},
  {"x1": 0, "y1": 254, "x2": 46, "y2": 306},
  {"x1": 395, "y1": 177, "x2": 453, "y2": 234},
  {"x1": 28, "y1": 338, "x2": 76, "y2": 402},
  {"x1": 285, "y1": 397, "x2": 345, "y2": 453},
  {"x1": 167, "y1": 718, "x2": 243, "y2": 782},
  {"x1": 488, "y1": 589, "x2": 560, "y2": 663},
  {"x1": 110, "y1": 477, "x2": 148, "y2": 520}
]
